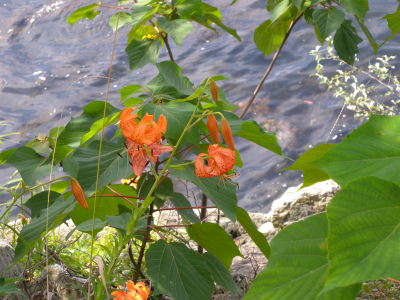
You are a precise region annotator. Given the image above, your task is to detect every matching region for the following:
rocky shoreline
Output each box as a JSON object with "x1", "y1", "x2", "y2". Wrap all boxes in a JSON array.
[{"x1": 0, "y1": 180, "x2": 340, "y2": 300}]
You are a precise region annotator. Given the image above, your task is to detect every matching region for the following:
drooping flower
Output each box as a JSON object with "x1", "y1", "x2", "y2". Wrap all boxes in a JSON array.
[
  {"x1": 70, "y1": 178, "x2": 88, "y2": 210},
  {"x1": 195, "y1": 144, "x2": 236, "y2": 178},
  {"x1": 206, "y1": 114, "x2": 219, "y2": 144},
  {"x1": 119, "y1": 108, "x2": 167, "y2": 146},
  {"x1": 221, "y1": 117, "x2": 235, "y2": 150},
  {"x1": 111, "y1": 281, "x2": 149, "y2": 300},
  {"x1": 126, "y1": 138, "x2": 172, "y2": 176}
]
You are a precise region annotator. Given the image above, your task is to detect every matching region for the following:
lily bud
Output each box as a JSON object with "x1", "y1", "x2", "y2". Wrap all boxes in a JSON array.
[
  {"x1": 207, "y1": 114, "x2": 219, "y2": 144},
  {"x1": 70, "y1": 178, "x2": 88, "y2": 210},
  {"x1": 210, "y1": 80, "x2": 218, "y2": 103},
  {"x1": 221, "y1": 117, "x2": 235, "y2": 151}
]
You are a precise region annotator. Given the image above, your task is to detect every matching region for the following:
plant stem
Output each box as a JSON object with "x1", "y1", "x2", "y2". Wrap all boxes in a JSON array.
[
  {"x1": 198, "y1": 193, "x2": 208, "y2": 254},
  {"x1": 239, "y1": 13, "x2": 303, "y2": 119},
  {"x1": 154, "y1": 206, "x2": 217, "y2": 212}
]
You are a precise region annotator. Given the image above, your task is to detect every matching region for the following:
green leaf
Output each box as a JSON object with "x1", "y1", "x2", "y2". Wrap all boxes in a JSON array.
[
  {"x1": 156, "y1": 61, "x2": 194, "y2": 93},
  {"x1": 254, "y1": 19, "x2": 290, "y2": 57},
  {"x1": 127, "y1": 17, "x2": 155, "y2": 44},
  {"x1": 30, "y1": 140, "x2": 50, "y2": 153},
  {"x1": 203, "y1": 252, "x2": 237, "y2": 294},
  {"x1": 304, "y1": 8, "x2": 315, "y2": 25},
  {"x1": 125, "y1": 38, "x2": 161, "y2": 71},
  {"x1": 169, "y1": 164, "x2": 237, "y2": 222},
  {"x1": 270, "y1": 0, "x2": 291, "y2": 23},
  {"x1": 236, "y1": 207, "x2": 271, "y2": 258},
  {"x1": 380, "y1": 4, "x2": 400, "y2": 47},
  {"x1": 50, "y1": 180, "x2": 71, "y2": 193},
  {"x1": 189, "y1": 15, "x2": 217, "y2": 32},
  {"x1": 333, "y1": 19, "x2": 362, "y2": 65},
  {"x1": 120, "y1": 85, "x2": 143, "y2": 101},
  {"x1": 25, "y1": 191, "x2": 61, "y2": 218},
  {"x1": 176, "y1": 0, "x2": 204, "y2": 20},
  {"x1": 62, "y1": 157, "x2": 79, "y2": 178},
  {"x1": 55, "y1": 101, "x2": 120, "y2": 161},
  {"x1": 157, "y1": 17, "x2": 193, "y2": 47},
  {"x1": 322, "y1": 177, "x2": 400, "y2": 294},
  {"x1": 236, "y1": 121, "x2": 282, "y2": 156},
  {"x1": 340, "y1": 0, "x2": 368, "y2": 22},
  {"x1": 355, "y1": 16, "x2": 378, "y2": 54},
  {"x1": 67, "y1": 3, "x2": 100, "y2": 26},
  {"x1": 142, "y1": 102, "x2": 199, "y2": 145},
  {"x1": 73, "y1": 139, "x2": 132, "y2": 195},
  {"x1": 146, "y1": 240, "x2": 214, "y2": 300},
  {"x1": 109, "y1": 12, "x2": 132, "y2": 32},
  {"x1": 243, "y1": 213, "x2": 361, "y2": 300},
  {"x1": 81, "y1": 113, "x2": 120, "y2": 145},
  {"x1": 169, "y1": 192, "x2": 199, "y2": 223},
  {"x1": 130, "y1": 5, "x2": 160, "y2": 24},
  {"x1": 313, "y1": 9, "x2": 344, "y2": 40},
  {"x1": 284, "y1": 144, "x2": 334, "y2": 189},
  {"x1": 68, "y1": 184, "x2": 136, "y2": 226},
  {"x1": 311, "y1": 115, "x2": 400, "y2": 187},
  {"x1": 76, "y1": 218, "x2": 106, "y2": 234},
  {"x1": 6, "y1": 147, "x2": 51, "y2": 187},
  {"x1": 124, "y1": 98, "x2": 144, "y2": 107},
  {"x1": 188, "y1": 223, "x2": 242, "y2": 268},
  {"x1": 292, "y1": 0, "x2": 303, "y2": 9},
  {"x1": 0, "y1": 149, "x2": 14, "y2": 165},
  {"x1": 204, "y1": 13, "x2": 241, "y2": 41},
  {"x1": 14, "y1": 195, "x2": 75, "y2": 263}
]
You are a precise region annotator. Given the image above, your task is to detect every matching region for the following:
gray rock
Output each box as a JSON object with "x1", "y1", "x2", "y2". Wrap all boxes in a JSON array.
[{"x1": 0, "y1": 239, "x2": 28, "y2": 300}]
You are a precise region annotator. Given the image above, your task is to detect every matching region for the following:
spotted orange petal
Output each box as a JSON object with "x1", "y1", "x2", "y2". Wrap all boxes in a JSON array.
[
  {"x1": 157, "y1": 115, "x2": 167, "y2": 134},
  {"x1": 195, "y1": 153, "x2": 214, "y2": 178}
]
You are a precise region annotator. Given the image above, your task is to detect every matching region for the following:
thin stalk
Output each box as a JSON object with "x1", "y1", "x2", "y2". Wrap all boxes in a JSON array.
[
  {"x1": 154, "y1": 206, "x2": 217, "y2": 212},
  {"x1": 239, "y1": 13, "x2": 303, "y2": 119}
]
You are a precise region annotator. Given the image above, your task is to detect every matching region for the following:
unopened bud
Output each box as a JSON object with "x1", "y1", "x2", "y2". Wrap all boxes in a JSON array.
[
  {"x1": 70, "y1": 178, "x2": 88, "y2": 210},
  {"x1": 210, "y1": 80, "x2": 218, "y2": 103},
  {"x1": 206, "y1": 115, "x2": 219, "y2": 144},
  {"x1": 221, "y1": 117, "x2": 235, "y2": 150}
]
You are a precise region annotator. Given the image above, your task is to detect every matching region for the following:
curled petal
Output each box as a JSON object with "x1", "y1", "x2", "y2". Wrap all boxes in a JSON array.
[
  {"x1": 120, "y1": 108, "x2": 136, "y2": 121},
  {"x1": 157, "y1": 115, "x2": 167, "y2": 134},
  {"x1": 195, "y1": 153, "x2": 214, "y2": 178},
  {"x1": 207, "y1": 115, "x2": 219, "y2": 144}
]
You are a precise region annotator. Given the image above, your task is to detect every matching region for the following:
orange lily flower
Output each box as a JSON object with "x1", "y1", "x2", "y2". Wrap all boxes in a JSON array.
[
  {"x1": 126, "y1": 138, "x2": 172, "y2": 176},
  {"x1": 120, "y1": 108, "x2": 167, "y2": 146},
  {"x1": 111, "y1": 281, "x2": 149, "y2": 300},
  {"x1": 195, "y1": 144, "x2": 236, "y2": 178}
]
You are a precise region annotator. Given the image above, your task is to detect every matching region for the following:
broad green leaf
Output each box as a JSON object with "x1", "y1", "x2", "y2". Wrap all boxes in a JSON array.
[
  {"x1": 6, "y1": 147, "x2": 51, "y2": 187},
  {"x1": 284, "y1": 144, "x2": 334, "y2": 189},
  {"x1": 120, "y1": 85, "x2": 143, "y2": 101},
  {"x1": 146, "y1": 240, "x2": 214, "y2": 300},
  {"x1": 0, "y1": 149, "x2": 14, "y2": 165},
  {"x1": 190, "y1": 15, "x2": 217, "y2": 32},
  {"x1": 203, "y1": 252, "x2": 237, "y2": 294},
  {"x1": 311, "y1": 115, "x2": 400, "y2": 187},
  {"x1": 322, "y1": 177, "x2": 400, "y2": 294},
  {"x1": 355, "y1": 16, "x2": 378, "y2": 54},
  {"x1": 333, "y1": 19, "x2": 362, "y2": 65},
  {"x1": 145, "y1": 73, "x2": 187, "y2": 100},
  {"x1": 254, "y1": 19, "x2": 290, "y2": 57},
  {"x1": 313, "y1": 9, "x2": 345, "y2": 40},
  {"x1": 55, "y1": 101, "x2": 120, "y2": 162},
  {"x1": 188, "y1": 222, "x2": 242, "y2": 268},
  {"x1": 130, "y1": 5, "x2": 160, "y2": 24},
  {"x1": 68, "y1": 184, "x2": 136, "y2": 226},
  {"x1": 73, "y1": 139, "x2": 132, "y2": 195},
  {"x1": 169, "y1": 164, "x2": 237, "y2": 222},
  {"x1": 62, "y1": 157, "x2": 79, "y2": 178},
  {"x1": 340, "y1": 0, "x2": 368, "y2": 22},
  {"x1": 109, "y1": 12, "x2": 132, "y2": 32},
  {"x1": 204, "y1": 13, "x2": 241, "y2": 41},
  {"x1": 270, "y1": 0, "x2": 291, "y2": 23},
  {"x1": 50, "y1": 180, "x2": 71, "y2": 193},
  {"x1": 176, "y1": 0, "x2": 204, "y2": 20},
  {"x1": 0, "y1": 283, "x2": 23, "y2": 295},
  {"x1": 222, "y1": 112, "x2": 281, "y2": 155},
  {"x1": 236, "y1": 121, "x2": 282, "y2": 156},
  {"x1": 292, "y1": 0, "x2": 302, "y2": 9},
  {"x1": 125, "y1": 38, "x2": 161, "y2": 71},
  {"x1": 81, "y1": 112, "x2": 120, "y2": 145},
  {"x1": 156, "y1": 61, "x2": 194, "y2": 93},
  {"x1": 380, "y1": 4, "x2": 400, "y2": 47},
  {"x1": 30, "y1": 140, "x2": 50, "y2": 153},
  {"x1": 76, "y1": 218, "x2": 106, "y2": 234},
  {"x1": 311, "y1": 0, "x2": 324, "y2": 4},
  {"x1": 25, "y1": 191, "x2": 61, "y2": 218},
  {"x1": 142, "y1": 102, "x2": 199, "y2": 145},
  {"x1": 304, "y1": 8, "x2": 315, "y2": 25},
  {"x1": 236, "y1": 207, "x2": 271, "y2": 258},
  {"x1": 157, "y1": 17, "x2": 193, "y2": 47},
  {"x1": 243, "y1": 213, "x2": 361, "y2": 300},
  {"x1": 169, "y1": 192, "x2": 199, "y2": 223},
  {"x1": 124, "y1": 98, "x2": 144, "y2": 107},
  {"x1": 67, "y1": 3, "x2": 100, "y2": 26},
  {"x1": 14, "y1": 195, "x2": 75, "y2": 263},
  {"x1": 127, "y1": 17, "x2": 154, "y2": 44}
]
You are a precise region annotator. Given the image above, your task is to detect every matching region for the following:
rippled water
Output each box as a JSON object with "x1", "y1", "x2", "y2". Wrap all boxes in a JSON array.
[{"x1": 0, "y1": 0, "x2": 399, "y2": 213}]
